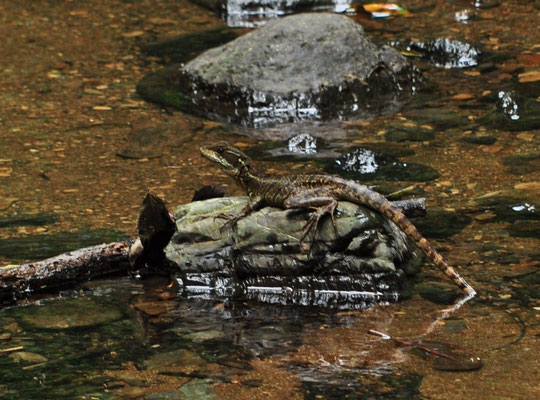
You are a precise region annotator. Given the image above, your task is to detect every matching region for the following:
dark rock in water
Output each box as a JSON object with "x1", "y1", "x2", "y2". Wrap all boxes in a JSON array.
[
  {"x1": 411, "y1": 208, "x2": 472, "y2": 239},
  {"x1": 136, "y1": 65, "x2": 203, "y2": 114},
  {"x1": 478, "y1": 89, "x2": 540, "y2": 131},
  {"x1": 192, "y1": 185, "x2": 227, "y2": 201},
  {"x1": 506, "y1": 220, "x2": 540, "y2": 239},
  {"x1": 0, "y1": 214, "x2": 58, "y2": 228},
  {"x1": 461, "y1": 133, "x2": 497, "y2": 145},
  {"x1": 474, "y1": 194, "x2": 538, "y2": 223},
  {"x1": 402, "y1": 108, "x2": 466, "y2": 130},
  {"x1": 401, "y1": 38, "x2": 481, "y2": 68},
  {"x1": 416, "y1": 281, "x2": 460, "y2": 304},
  {"x1": 165, "y1": 197, "x2": 419, "y2": 308},
  {"x1": 12, "y1": 297, "x2": 123, "y2": 329},
  {"x1": 385, "y1": 125, "x2": 435, "y2": 142},
  {"x1": 323, "y1": 147, "x2": 440, "y2": 182},
  {"x1": 117, "y1": 122, "x2": 167, "y2": 159},
  {"x1": 0, "y1": 229, "x2": 128, "y2": 260},
  {"x1": 141, "y1": 27, "x2": 241, "y2": 63},
  {"x1": 502, "y1": 153, "x2": 539, "y2": 175},
  {"x1": 173, "y1": 13, "x2": 419, "y2": 127},
  {"x1": 473, "y1": 191, "x2": 539, "y2": 238},
  {"x1": 179, "y1": 379, "x2": 218, "y2": 400}
]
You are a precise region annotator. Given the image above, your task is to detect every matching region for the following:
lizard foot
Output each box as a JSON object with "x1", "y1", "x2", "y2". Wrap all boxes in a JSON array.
[{"x1": 217, "y1": 214, "x2": 243, "y2": 234}]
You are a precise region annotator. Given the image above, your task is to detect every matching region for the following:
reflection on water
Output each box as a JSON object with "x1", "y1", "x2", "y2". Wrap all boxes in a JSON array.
[
  {"x1": 0, "y1": 278, "x2": 415, "y2": 398},
  {"x1": 222, "y1": 0, "x2": 353, "y2": 28},
  {"x1": 335, "y1": 148, "x2": 379, "y2": 174},
  {"x1": 497, "y1": 91, "x2": 520, "y2": 120},
  {"x1": 287, "y1": 133, "x2": 317, "y2": 155}
]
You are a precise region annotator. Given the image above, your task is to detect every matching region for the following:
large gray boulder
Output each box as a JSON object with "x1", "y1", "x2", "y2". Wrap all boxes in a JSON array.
[
  {"x1": 165, "y1": 197, "x2": 420, "y2": 308},
  {"x1": 176, "y1": 13, "x2": 418, "y2": 127}
]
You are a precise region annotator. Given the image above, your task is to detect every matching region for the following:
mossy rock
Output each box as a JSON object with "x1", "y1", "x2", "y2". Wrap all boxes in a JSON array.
[{"x1": 13, "y1": 297, "x2": 123, "y2": 330}]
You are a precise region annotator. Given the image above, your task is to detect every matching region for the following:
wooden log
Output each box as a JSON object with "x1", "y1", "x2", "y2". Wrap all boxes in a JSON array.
[{"x1": 0, "y1": 241, "x2": 130, "y2": 305}]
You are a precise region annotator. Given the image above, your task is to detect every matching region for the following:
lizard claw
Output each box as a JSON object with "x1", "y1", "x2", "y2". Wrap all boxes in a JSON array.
[
  {"x1": 299, "y1": 212, "x2": 322, "y2": 255},
  {"x1": 219, "y1": 215, "x2": 242, "y2": 234}
]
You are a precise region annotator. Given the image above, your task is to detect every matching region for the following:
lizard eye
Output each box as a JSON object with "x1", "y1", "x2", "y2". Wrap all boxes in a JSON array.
[{"x1": 217, "y1": 147, "x2": 224, "y2": 154}]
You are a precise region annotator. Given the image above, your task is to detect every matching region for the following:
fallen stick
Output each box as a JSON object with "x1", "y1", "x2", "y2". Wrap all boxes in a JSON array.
[{"x1": 0, "y1": 241, "x2": 131, "y2": 305}]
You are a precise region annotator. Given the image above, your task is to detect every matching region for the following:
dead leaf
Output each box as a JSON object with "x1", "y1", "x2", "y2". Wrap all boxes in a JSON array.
[
  {"x1": 518, "y1": 70, "x2": 540, "y2": 83},
  {"x1": 452, "y1": 93, "x2": 475, "y2": 101},
  {"x1": 122, "y1": 31, "x2": 145, "y2": 38}
]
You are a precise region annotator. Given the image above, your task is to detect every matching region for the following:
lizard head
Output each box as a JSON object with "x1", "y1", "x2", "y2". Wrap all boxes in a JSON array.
[{"x1": 200, "y1": 141, "x2": 252, "y2": 178}]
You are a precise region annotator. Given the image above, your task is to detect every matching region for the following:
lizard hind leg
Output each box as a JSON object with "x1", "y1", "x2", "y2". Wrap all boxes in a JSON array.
[{"x1": 283, "y1": 190, "x2": 339, "y2": 252}]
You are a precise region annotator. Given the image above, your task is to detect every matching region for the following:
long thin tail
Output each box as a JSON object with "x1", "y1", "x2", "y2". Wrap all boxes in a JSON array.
[
  {"x1": 345, "y1": 184, "x2": 476, "y2": 296},
  {"x1": 378, "y1": 199, "x2": 476, "y2": 296}
]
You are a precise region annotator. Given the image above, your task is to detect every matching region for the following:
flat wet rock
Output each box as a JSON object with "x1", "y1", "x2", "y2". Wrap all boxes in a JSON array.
[
  {"x1": 12, "y1": 297, "x2": 123, "y2": 330},
  {"x1": 473, "y1": 191, "x2": 539, "y2": 238},
  {"x1": 173, "y1": 13, "x2": 419, "y2": 127}
]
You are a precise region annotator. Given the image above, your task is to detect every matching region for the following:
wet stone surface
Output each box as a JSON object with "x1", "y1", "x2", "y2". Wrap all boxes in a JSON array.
[
  {"x1": 169, "y1": 13, "x2": 419, "y2": 127},
  {"x1": 9, "y1": 297, "x2": 124, "y2": 330},
  {"x1": 165, "y1": 196, "x2": 419, "y2": 307}
]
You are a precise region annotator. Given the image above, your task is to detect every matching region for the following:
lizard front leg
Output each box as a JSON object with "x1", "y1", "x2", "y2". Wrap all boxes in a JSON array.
[
  {"x1": 283, "y1": 188, "x2": 339, "y2": 244},
  {"x1": 220, "y1": 196, "x2": 264, "y2": 233}
]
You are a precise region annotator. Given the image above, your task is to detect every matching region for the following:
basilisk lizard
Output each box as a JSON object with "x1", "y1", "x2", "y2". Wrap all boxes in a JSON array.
[{"x1": 200, "y1": 141, "x2": 476, "y2": 297}]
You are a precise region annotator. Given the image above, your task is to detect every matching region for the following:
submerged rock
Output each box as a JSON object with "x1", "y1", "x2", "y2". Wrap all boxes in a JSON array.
[
  {"x1": 473, "y1": 192, "x2": 539, "y2": 238},
  {"x1": 14, "y1": 297, "x2": 123, "y2": 330},
  {"x1": 385, "y1": 125, "x2": 435, "y2": 142},
  {"x1": 322, "y1": 147, "x2": 440, "y2": 182},
  {"x1": 0, "y1": 214, "x2": 58, "y2": 228},
  {"x1": 141, "y1": 27, "x2": 241, "y2": 64},
  {"x1": 9, "y1": 351, "x2": 48, "y2": 364},
  {"x1": 502, "y1": 153, "x2": 539, "y2": 175},
  {"x1": 165, "y1": 197, "x2": 419, "y2": 307},
  {"x1": 478, "y1": 89, "x2": 540, "y2": 131},
  {"x1": 411, "y1": 208, "x2": 472, "y2": 239},
  {"x1": 174, "y1": 13, "x2": 419, "y2": 127},
  {"x1": 0, "y1": 229, "x2": 128, "y2": 260}
]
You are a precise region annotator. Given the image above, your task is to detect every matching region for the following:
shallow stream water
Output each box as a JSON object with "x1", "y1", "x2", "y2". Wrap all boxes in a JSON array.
[{"x1": 0, "y1": 0, "x2": 538, "y2": 398}]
